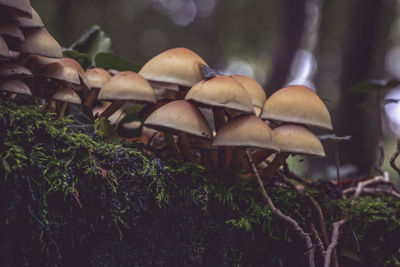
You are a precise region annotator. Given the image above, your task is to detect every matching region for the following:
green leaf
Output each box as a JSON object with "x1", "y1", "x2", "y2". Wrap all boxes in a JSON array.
[
  {"x1": 351, "y1": 79, "x2": 400, "y2": 94},
  {"x1": 69, "y1": 25, "x2": 111, "y2": 66},
  {"x1": 95, "y1": 52, "x2": 141, "y2": 72},
  {"x1": 318, "y1": 134, "x2": 352, "y2": 142},
  {"x1": 117, "y1": 106, "x2": 145, "y2": 138},
  {"x1": 94, "y1": 117, "x2": 123, "y2": 144}
]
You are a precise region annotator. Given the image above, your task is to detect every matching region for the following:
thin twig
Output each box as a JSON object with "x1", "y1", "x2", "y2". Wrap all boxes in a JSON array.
[
  {"x1": 343, "y1": 187, "x2": 400, "y2": 199},
  {"x1": 245, "y1": 150, "x2": 315, "y2": 267},
  {"x1": 310, "y1": 223, "x2": 324, "y2": 256},
  {"x1": 334, "y1": 142, "x2": 342, "y2": 193},
  {"x1": 375, "y1": 90, "x2": 385, "y2": 175},
  {"x1": 390, "y1": 138, "x2": 400, "y2": 176},
  {"x1": 323, "y1": 219, "x2": 346, "y2": 267}
]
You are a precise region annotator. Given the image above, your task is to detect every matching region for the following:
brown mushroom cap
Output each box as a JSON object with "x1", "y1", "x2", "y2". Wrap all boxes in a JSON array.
[
  {"x1": 260, "y1": 85, "x2": 332, "y2": 130},
  {"x1": 52, "y1": 87, "x2": 81, "y2": 104},
  {"x1": 85, "y1": 67, "x2": 111, "y2": 88},
  {"x1": 0, "y1": 63, "x2": 32, "y2": 78},
  {"x1": 0, "y1": 23, "x2": 25, "y2": 41},
  {"x1": 0, "y1": 79, "x2": 31, "y2": 95},
  {"x1": 18, "y1": 27, "x2": 62, "y2": 58},
  {"x1": 139, "y1": 47, "x2": 207, "y2": 87},
  {"x1": 0, "y1": 0, "x2": 32, "y2": 16},
  {"x1": 61, "y1": 58, "x2": 90, "y2": 90},
  {"x1": 212, "y1": 114, "x2": 278, "y2": 151},
  {"x1": 37, "y1": 59, "x2": 81, "y2": 84},
  {"x1": 17, "y1": 7, "x2": 44, "y2": 27},
  {"x1": 185, "y1": 75, "x2": 254, "y2": 114},
  {"x1": 231, "y1": 75, "x2": 267, "y2": 110},
  {"x1": 273, "y1": 124, "x2": 325, "y2": 157},
  {"x1": 144, "y1": 100, "x2": 213, "y2": 139},
  {"x1": 98, "y1": 71, "x2": 156, "y2": 103}
]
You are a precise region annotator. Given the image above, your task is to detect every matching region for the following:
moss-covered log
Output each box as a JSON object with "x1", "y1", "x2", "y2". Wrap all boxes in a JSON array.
[{"x1": 0, "y1": 99, "x2": 400, "y2": 266}]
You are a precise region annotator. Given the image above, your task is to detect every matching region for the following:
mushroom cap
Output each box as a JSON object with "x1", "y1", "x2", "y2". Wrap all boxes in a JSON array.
[
  {"x1": 0, "y1": 0, "x2": 32, "y2": 16},
  {"x1": 213, "y1": 114, "x2": 279, "y2": 151},
  {"x1": 18, "y1": 27, "x2": 62, "y2": 58},
  {"x1": 24, "y1": 54, "x2": 60, "y2": 68},
  {"x1": 62, "y1": 58, "x2": 91, "y2": 90},
  {"x1": 144, "y1": 100, "x2": 213, "y2": 139},
  {"x1": 231, "y1": 75, "x2": 267, "y2": 109},
  {"x1": 17, "y1": 8, "x2": 44, "y2": 27},
  {"x1": 37, "y1": 59, "x2": 81, "y2": 84},
  {"x1": 273, "y1": 124, "x2": 325, "y2": 157},
  {"x1": 85, "y1": 67, "x2": 111, "y2": 88},
  {"x1": 0, "y1": 35, "x2": 9, "y2": 57},
  {"x1": 0, "y1": 79, "x2": 31, "y2": 95},
  {"x1": 0, "y1": 63, "x2": 32, "y2": 78},
  {"x1": 0, "y1": 22, "x2": 25, "y2": 41},
  {"x1": 185, "y1": 75, "x2": 255, "y2": 114},
  {"x1": 139, "y1": 47, "x2": 207, "y2": 87},
  {"x1": 260, "y1": 85, "x2": 332, "y2": 130},
  {"x1": 98, "y1": 71, "x2": 156, "y2": 103},
  {"x1": 52, "y1": 87, "x2": 81, "y2": 104}
]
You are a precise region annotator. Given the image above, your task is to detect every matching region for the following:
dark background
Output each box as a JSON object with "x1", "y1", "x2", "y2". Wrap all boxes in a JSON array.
[{"x1": 31, "y1": 0, "x2": 400, "y2": 182}]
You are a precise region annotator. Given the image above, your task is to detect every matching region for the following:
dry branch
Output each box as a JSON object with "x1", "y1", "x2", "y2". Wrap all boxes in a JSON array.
[{"x1": 245, "y1": 150, "x2": 315, "y2": 267}]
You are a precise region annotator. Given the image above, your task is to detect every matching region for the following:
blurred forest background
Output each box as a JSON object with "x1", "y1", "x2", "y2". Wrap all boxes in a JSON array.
[{"x1": 31, "y1": 0, "x2": 400, "y2": 182}]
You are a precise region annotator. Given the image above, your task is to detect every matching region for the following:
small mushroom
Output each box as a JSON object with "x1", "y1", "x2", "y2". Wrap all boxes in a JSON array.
[
  {"x1": 261, "y1": 124, "x2": 325, "y2": 178},
  {"x1": 0, "y1": 0, "x2": 32, "y2": 17},
  {"x1": 16, "y1": 7, "x2": 44, "y2": 28},
  {"x1": 0, "y1": 79, "x2": 31, "y2": 96},
  {"x1": 144, "y1": 100, "x2": 213, "y2": 160},
  {"x1": 98, "y1": 71, "x2": 156, "y2": 118},
  {"x1": 52, "y1": 86, "x2": 81, "y2": 118},
  {"x1": 213, "y1": 115, "x2": 279, "y2": 171},
  {"x1": 84, "y1": 67, "x2": 111, "y2": 107}
]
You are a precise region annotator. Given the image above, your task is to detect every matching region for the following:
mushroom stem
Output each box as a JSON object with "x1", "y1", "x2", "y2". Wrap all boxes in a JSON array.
[
  {"x1": 84, "y1": 88, "x2": 100, "y2": 108},
  {"x1": 59, "y1": 102, "x2": 68, "y2": 119},
  {"x1": 200, "y1": 151, "x2": 210, "y2": 171},
  {"x1": 261, "y1": 152, "x2": 290, "y2": 178},
  {"x1": 213, "y1": 108, "x2": 226, "y2": 131},
  {"x1": 164, "y1": 133, "x2": 181, "y2": 159},
  {"x1": 177, "y1": 132, "x2": 195, "y2": 162},
  {"x1": 229, "y1": 147, "x2": 245, "y2": 172},
  {"x1": 99, "y1": 100, "x2": 125, "y2": 118}
]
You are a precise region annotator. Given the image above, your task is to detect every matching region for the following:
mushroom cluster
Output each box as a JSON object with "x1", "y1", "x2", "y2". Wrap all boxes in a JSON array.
[
  {"x1": 0, "y1": 0, "x2": 97, "y2": 118},
  {"x1": 0, "y1": 2, "x2": 333, "y2": 179}
]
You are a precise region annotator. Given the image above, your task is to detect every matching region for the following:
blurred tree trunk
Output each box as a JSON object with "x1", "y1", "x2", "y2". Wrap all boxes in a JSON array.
[
  {"x1": 264, "y1": 0, "x2": 306, "y2": 93},
  {"x1": 336, "y1": 0, "x2": 395, "y2": 174}
]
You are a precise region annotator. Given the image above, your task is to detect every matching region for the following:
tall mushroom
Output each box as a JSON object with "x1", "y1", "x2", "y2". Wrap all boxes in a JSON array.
[{"x1": 84, "y1": 67, "x2": 111, "y2": 107}]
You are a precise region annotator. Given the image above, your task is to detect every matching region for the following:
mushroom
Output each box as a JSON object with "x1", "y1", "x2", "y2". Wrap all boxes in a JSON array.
[
  {"x1": 51, "y1": 86, "x2": 82, "y2": 118},
  {"x1": 144, "y1": 100, "x2": 213, "y2": 160},
  {"x1": 0, "y1": 79, "x2": 31, "y2": 97},
  {"x1": 0, "y1": 35, "x2": 9, "y2": 58},
  {"x1": 97, "y1": 71, "x2": 156, "y2": 118},
  {"x1": 0, "y1": 22, "x2": 25, "y2": 42},
  {"x1": 185, "y1": 75, "x2": 254, "y2": 168},
  {"x1": 231, "y1": 75, "x2": 267, "y2": 116},
  {"x1": 16, "y1": 7, "x2": 44, "y2": 28},
  {"x1": 0, "y1": 0, "x2": 32, "y2": 17},
  {"x1": 84, "y1": 67, "x2": 111, "y2": 107},
  {"x1": 261, "y1": 124, "x2": 325, "y2": 178},
  {"x1": 0, "y1": 62, "x2": 32, "y2": 79},
  {"x1": 139, "y1": 47, "x2": 207, "y2": 99},
  {"x1": 18, "y1": 27, "x2": 62, "y2": 58},
  {"x1": 260, "y1": 85, "x2": 332, "y2": 130},
  {"x1": 213, "y1": 115, "x2": 279, "y2": 171}
]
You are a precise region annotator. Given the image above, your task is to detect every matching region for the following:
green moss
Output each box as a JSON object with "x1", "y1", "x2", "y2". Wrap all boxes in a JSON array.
[{"x1": 1, "y1": 99, "x2": 400, "y2": 266}]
